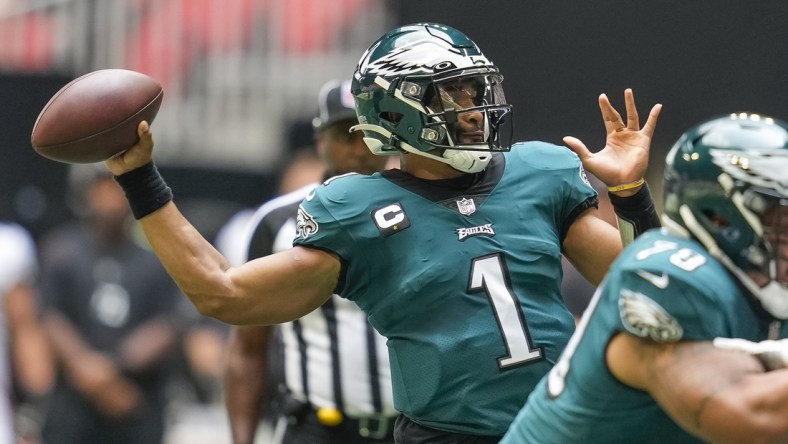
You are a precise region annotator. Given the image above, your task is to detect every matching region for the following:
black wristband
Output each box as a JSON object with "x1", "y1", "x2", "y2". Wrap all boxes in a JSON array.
[
  {"x1": 114, "y1": 162, "x2": 173, "y2": 220},
  {"x1": 608, "y1": 182, "x2": 661, "y2": 239}
]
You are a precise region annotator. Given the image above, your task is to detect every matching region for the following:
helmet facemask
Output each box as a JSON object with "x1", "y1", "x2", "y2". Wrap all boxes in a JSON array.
[
  {"x1": 680, "y1": 179, "x2": 788, "y2": 319},
  {"x1": 355, "y1": 68, "x2": 513, "y2": 173},
  {"x1": 738, "y1": 187, "x2": 788, "y2": 317},
  {"x1": 406, "y1": 67, "x2": 512, "y2": 153}
]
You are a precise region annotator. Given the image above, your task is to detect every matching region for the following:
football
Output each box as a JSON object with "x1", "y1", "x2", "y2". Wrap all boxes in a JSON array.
[{"x1": 31, "y1": 69, "x2": 163, "y2": 164}]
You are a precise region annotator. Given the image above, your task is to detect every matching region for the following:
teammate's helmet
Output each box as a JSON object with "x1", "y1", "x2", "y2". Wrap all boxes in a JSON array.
[
  {"x1": 663, "y1": 113, "x2": 788, "y2": 319},
  {"x1": 351, "y1": 23, "x2": 514, "y2": 173}
]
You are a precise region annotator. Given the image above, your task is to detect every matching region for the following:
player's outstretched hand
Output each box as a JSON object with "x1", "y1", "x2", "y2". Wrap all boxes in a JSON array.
[
  {"x1": 105, "y1": 121, "x2": 154, "y2": 176},
  {"x1": 563, "y1": 89, "x2": 662, "y2": 196}
]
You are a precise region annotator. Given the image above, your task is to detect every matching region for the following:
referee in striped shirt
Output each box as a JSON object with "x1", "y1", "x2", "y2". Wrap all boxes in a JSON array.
[{"x1": 225, "y1": 80, "x2": 396, "y2": 444}]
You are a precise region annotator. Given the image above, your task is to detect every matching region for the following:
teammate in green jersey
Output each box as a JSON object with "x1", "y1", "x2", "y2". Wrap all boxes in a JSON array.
[
  {"x1": 101, "y1": 23, "x2": 662, "y2": 442},
  {"x1": 502, "y1": 112, "x2": 788, "y2": 444}
]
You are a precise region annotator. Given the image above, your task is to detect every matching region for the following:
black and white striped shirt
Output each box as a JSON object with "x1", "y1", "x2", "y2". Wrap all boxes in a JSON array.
[{"x1": 241, "y1": 183, "x2": 395, "y2": 418}]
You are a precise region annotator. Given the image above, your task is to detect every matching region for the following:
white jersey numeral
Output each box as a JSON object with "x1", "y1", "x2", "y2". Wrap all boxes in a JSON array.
[
  {"x1": 547, "y1": 286, "x2": 602, "y2": 397},
  {"x1": 470, "y1": 254, "x2": 543, "y2": 368}
]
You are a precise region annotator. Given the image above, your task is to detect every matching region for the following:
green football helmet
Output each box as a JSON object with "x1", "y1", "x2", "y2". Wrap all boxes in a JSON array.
[
  {"x1": 351, "y1": 23, "x2": 514, "y2": 173},
  {"x1": 663, "y1": 113, "x2": 788, "y2": 319}
]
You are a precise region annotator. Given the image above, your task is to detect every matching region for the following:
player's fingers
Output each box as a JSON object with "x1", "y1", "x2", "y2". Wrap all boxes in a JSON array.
[
  {"x1": 640, "y1": 104, "x2": 663, "y2": 138},
  {"x1": 624, "y1": 89, "x2": 640, "y2": 130},
  {"x1": 599, "y1": 93, "x2": 625, "y2": 133},
  {"x1": 563, "y1": 136, "x2": 592, "y2": 161},
  {"x1": 137, "y1": 121, "x2": 154, "y2": 151},
  {"x1": 138, "y1": 120, "x2": 150, "y2": 139}
]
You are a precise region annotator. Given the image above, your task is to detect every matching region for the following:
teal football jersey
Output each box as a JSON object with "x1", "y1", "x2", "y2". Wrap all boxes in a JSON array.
[
  {"x1": 502, "y1": 229, "x2": 788, "y2": 443},
  {"x1": 293, "y1": 142, "x2": 597, "y2": 435}
]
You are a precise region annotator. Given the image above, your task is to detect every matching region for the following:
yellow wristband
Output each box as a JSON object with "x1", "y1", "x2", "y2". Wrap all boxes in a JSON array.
[{"x1": 607, "y1": 178, "x2": 645, "y2": 192}]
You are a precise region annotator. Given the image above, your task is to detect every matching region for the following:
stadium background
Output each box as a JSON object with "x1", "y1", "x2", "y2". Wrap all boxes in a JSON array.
[{"x1": 2, "y1": 0, "x2": 786, "y2": 242}]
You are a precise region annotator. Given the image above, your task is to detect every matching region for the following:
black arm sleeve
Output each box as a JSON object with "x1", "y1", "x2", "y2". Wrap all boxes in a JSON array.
[{"x1": 608, "y1": 182, "x2": 661, "y2": 245}]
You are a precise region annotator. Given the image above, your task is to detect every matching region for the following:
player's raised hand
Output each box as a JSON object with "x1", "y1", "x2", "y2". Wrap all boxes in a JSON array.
[
  {"x1": 563, "y1": 89, "x2": 662, "y2": 196},
  {"x1": 106, "y1": 121, "x2": 154, "y2": 176}
]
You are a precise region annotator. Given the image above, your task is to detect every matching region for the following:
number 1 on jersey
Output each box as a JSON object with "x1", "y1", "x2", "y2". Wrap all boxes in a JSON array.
[{"x1": 470, "y1": 254, "x2": 543, "y2": 368}]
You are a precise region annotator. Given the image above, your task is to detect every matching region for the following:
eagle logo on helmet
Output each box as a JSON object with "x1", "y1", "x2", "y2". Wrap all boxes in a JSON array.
[
  {"x1": 364, "y1": 41, "x2": 492, "y2": 77},
  {"x1": 710, "y1": 148, "x2": 788, "y2": 195}
]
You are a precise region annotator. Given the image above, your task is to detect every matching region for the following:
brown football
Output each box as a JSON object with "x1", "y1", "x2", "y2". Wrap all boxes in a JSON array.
[{"x1": 31, "y1": 69, "x2": 163, "y2": 164}]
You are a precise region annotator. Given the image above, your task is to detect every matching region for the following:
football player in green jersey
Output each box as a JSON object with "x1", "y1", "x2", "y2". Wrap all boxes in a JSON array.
[
  {"x1": 502, "y1": 112, "x2": 788, "y2": 444},
  {"x1": 102, "y1": 23, "x2": 662, "y2": 442}
]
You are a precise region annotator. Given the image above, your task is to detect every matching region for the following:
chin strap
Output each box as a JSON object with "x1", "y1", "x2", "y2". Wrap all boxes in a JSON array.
[
  {"x1": 351, "y1": 123, "x2": 490, "y2": 174},
  {"x1": 442, "y1": 149, "x2": 490, "y2": 173},
  {"x1": 756, "y1": 279, "x2": 788, "y2": 320}
]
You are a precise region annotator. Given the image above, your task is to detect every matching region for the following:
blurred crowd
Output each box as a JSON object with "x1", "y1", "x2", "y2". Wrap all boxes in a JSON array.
[{"x1": 0, "y1": 163, "x2": 236, "y2": 444}]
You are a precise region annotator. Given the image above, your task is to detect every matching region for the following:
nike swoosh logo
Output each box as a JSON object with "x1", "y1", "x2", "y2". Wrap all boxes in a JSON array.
[
  {"x1": 636, "y1": 270, "x2": 669, "y2": 289},
  {"x1": 305, "y1": 188, "x2": 316, "y2": 201}
]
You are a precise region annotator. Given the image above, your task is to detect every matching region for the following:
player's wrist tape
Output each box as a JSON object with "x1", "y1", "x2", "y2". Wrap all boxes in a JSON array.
[
  {"x1": 114, "y1": 162, "x2": 173, "y2": 220},
  {"x1": 608, "y1": 182, "x2": 660, "y2": 245},
  {"x1": 607, "y1": 178, "x2": 645, "y2": 192}
]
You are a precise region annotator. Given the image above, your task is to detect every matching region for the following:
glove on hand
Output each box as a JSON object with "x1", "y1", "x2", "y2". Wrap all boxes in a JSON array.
[{"x1": 713, "y1": 337, "x2": 788, "y2": 371}]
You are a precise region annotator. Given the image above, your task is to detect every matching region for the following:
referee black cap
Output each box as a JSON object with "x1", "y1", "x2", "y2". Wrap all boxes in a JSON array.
[{"x1": 312, "y1": 79, "x2": 357, "y2": 132}]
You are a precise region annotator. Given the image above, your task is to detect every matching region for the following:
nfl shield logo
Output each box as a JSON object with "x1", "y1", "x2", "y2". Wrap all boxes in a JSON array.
[{"x1": 456, "y1": 198, "x2": 476, "y2": 215}]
